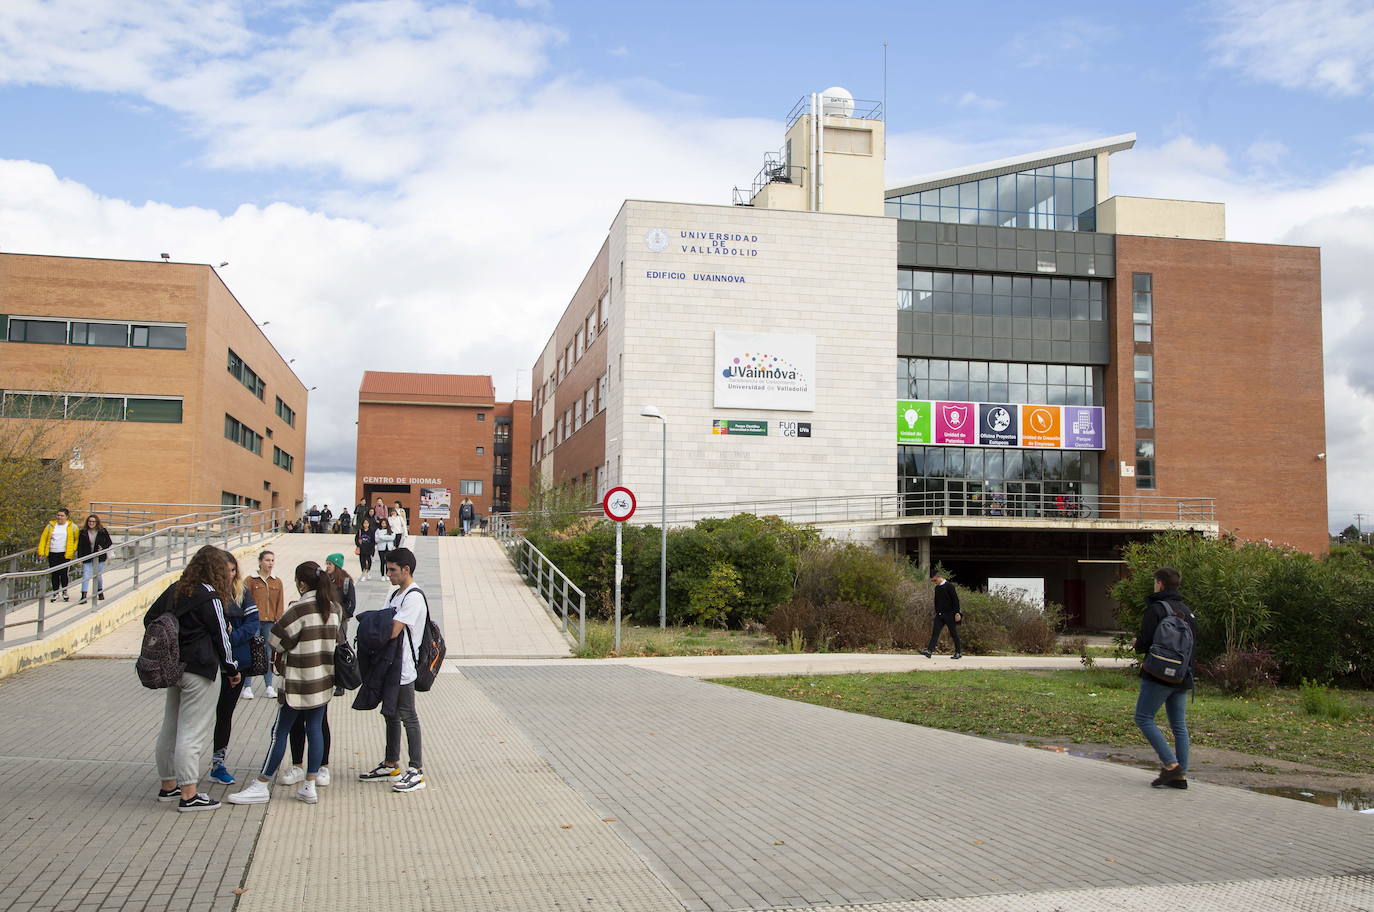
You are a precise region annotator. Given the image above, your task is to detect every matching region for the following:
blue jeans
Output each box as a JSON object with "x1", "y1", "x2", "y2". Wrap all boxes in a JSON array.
[
  {"x1": 1135, "y1": 677, "x2": 1189, "y2": 770},
  {"x1": 259, "y1": 704, "x2": 327, "y2": 778}
]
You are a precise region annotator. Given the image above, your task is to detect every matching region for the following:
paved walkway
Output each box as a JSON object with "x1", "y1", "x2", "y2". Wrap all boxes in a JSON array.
[{"x1": 1, "y1": 530, "x2": 1370, "y2": 912}]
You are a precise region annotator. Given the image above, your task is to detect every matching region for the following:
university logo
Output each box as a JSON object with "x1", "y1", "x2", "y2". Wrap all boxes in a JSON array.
[{"x1": 644, "y1": 227, "x2": 669, "y2": 252}]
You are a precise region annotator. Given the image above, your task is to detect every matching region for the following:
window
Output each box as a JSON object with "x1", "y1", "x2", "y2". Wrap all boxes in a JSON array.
[
  {"x1": 227, "y1": 349, "x2": 266, "y2": 399},
  {"x1": 476, "y1": 446, "x2": 485, "y2": 455},
  {"x1": 597, "y1": 373, "x2": 608, "y2": 413},
  {"x1": 900, "y1": 358, "x2": 1103, "y2": 406},
  {"x1": 459, "y1": 480, "x2": 483, "y2": 495},
  {"x1": 598, "y1": 292, "x2": 607, "y2": 329},
  {"x1": 565, "y1": 342, "x2": 574, "y2": 373},
  {"x1": 557, "y1": 356, "x2": 565, "y2": 381},
  {"x1": 69, "y1": 321, "x2": 129, "y2": 347},
  {"x1": 585, "y1": 311, "x2": 595, "y2": 345},
  {"x1": 898, "y1": 269, "x2": 1105, "y2": 322},
  {"x1": 887, "y1": 156, "x2": 1097, "y2": 231},
  {"x1": 7, "y1": 318, "x2": 67, "y2": 344},
  {"x1": 130, "y1": 324, "x2": 186, "y2": 349},
  {"x1": 573, "y1": 398, "x2": 583, "y2": 432},
  {"x1": 494, "y1": 418, "x2": 511, "y2": 442},
  {"x1": 224, "y1": 414, "x2": 263, "y2": 455},
  {"x1": 575, "y1": 328, "x2": 585, "y2": 360},
  {"x1": 1134, "y1": 354, "x2": 1154, "y2": 428},
  {"x1": 1135, "y1": 440, "x2": 1156, "y2": 490},
  {"x1": 0, "y1": 390, "x2": 181, "y2": 422},
  {"x1": 1132, "y1": 273, "x2": 1153, "y2": 342},
  {"x1": 476, "y1": 412, "x2": 485, "y2": 422},
  {"x1": 272, "y1": 446, "x2": 294, "y2": 472},
  {"x1": 275, "y1": 396, "x2": 296, "y2": 427},
  {"x1": 584, "y1": 386, "x2": 594, "y2": 422}
]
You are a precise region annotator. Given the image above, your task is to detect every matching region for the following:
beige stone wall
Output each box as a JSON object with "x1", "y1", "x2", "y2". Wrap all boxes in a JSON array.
[{"x1": 1098, "y1": 196, "x2": 1226, "y2": 241}]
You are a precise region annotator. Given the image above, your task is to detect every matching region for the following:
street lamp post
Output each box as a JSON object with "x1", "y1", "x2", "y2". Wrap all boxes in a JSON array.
[{"x1": 640, "y1": 405, "x2": 667, "y2": 628}]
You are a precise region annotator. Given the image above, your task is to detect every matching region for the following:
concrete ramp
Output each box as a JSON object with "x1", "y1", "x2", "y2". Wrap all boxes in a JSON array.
[{"x1": 435, "y1": 535, "x2": 572, "y2": 658}]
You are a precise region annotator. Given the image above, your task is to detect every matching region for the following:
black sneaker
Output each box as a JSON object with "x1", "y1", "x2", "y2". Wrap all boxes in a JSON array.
[
  {"x1": 1151, "y1": 766, "x2": 1186, "y2": 788},
  {"x1": 919, "y1": 649, "x2": 933, "y2": 658},
  {"x1": 1165, "y1": 779, "x2": 1189, "y2": 789},
  {"x1": 177, "y1": 793, "x2": 220, "y2": 812},
  {"x1": 156, "y1": 788, "x2": 180, "y2": 803},
  {"x1": 358, "y1": 763, "x2": 401, "y2": 782},
  {"x1": 952, "y1": 653, "x2": 963, "y2": 659}
]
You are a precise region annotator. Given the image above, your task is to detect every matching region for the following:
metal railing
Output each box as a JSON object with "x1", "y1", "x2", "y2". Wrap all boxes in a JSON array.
[
  {"x1": 490, "y1": 515, "x2": 585, "y2": 648},
  {"x1": 0, "y1": 508, "x2": 284, "y2": 648},
  {"x1": 785, "y1": 94, "x2": 884, "y2": 128},
  {"x1": 501, "y1": 490, "x2": 1217, "y2": 532}
]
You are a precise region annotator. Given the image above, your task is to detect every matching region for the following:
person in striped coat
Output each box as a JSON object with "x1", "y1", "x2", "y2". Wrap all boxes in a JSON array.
[{"x1": 227, "y1": 561, "x2": 339, "y2": 805}]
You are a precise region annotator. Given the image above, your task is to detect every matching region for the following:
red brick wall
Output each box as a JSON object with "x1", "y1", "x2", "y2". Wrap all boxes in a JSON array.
[
  {"x1": 1111, "y1": 236, "x2": 1327, "y2": 553},
  {"x1": 355, "y1": 399, "x2": 494, "y2": 523}
]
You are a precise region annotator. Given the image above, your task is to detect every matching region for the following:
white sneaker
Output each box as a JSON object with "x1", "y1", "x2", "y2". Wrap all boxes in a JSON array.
[
  {"x1": 295, "y1": 781, "x2": 317, "y2": 804},
  {"x1": 315, "y1": 767, "x2": 331, "y2": 787},
  {"x1": 227, "y1": 779, "x2": 271, "y2": 804},
  {"x1": 241, "y1": 687, "x2": 254, "y2": 700},
  {"x1": 264, "y1": 686, "x2": 277, "y2": 698},
  {"x1": 277, "y1": 765, "x2": 304, "y2": 785}
]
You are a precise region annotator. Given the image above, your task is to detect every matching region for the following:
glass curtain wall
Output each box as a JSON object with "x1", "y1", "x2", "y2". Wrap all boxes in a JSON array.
[{"x1": 887, "y1": 157, "x2": 1096, "y2": 231}]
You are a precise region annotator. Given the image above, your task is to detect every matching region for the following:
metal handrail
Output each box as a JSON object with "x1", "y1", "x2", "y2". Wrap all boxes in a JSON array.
[
  {"x1": 1, "y1": 509, "x2": 259, "y2": 577},
  {"x1": 490, "y1": 514, "x2": 585, "y2": 648},
  {"x1": 500, "y1": 490, "x2": 1218, "y2": 531},
  {"x1": 0, "y1": 507, "x2": 284, "y2": 648}
]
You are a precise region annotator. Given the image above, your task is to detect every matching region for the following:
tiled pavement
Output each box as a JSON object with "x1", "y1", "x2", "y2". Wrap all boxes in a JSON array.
[{"x1": 3, "y1": 531, "x2": 1372, "y2": 912}]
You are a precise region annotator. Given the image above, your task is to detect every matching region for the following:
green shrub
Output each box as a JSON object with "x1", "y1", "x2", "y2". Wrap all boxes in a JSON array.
[
  {"x1": 1300, "y1": 679, "x2": 1354, "y2": 721},
  {"x1": 573, "y1": 621, "x2": 616, "y2": 658},
  {"x1": 793, "y1": 541, "x2": 926, "y2": 620}
]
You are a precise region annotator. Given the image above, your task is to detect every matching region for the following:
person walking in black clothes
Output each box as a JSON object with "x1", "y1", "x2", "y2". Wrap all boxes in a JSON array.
[
  {"x1": 921, "y1": 571, "x2": 963, "y2": 659},
  {"x1": 1134, "y1": 566, "x2": 1197, "y2": 789}
]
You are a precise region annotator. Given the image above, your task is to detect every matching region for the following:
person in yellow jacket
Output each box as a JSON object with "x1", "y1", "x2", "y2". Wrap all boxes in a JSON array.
[{"x1": 37, "y1": 508, "x2": 79, "y2": 601}]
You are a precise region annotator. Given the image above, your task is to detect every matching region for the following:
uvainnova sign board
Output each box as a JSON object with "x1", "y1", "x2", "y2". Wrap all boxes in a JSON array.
[{"x1": 714, "y1": 331, "x2": 816, "y2": 411}]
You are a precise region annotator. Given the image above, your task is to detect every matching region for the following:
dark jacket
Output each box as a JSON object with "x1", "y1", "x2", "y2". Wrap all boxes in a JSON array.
[
  {"x1": 224, "y1": 589, "x2": 261, "y2": 671},
  {"x1": 933, "y1": 580, "x2": 961, "y2": 620},
  {"x1": 352, "y1": 607, "x2": 402, "y2": 714},
  {"x1": 459, "y1": 502, "x2": 475, "y2": 520},
  {"x1": 143, "y1": 582, "x2": 238, "y2": 681},
  {"x1": 338, "y1": 575, "x2": 357, "y2": 620},
  {"x1": 1134, "y1": 589, "x2": 1197, "y2": 688},
  {"x1": 355, "y1": 526, "x2": 375, "y2": 551},
  {"x1": 76, "y1": 527, "x2": 114, "y2": 562}
]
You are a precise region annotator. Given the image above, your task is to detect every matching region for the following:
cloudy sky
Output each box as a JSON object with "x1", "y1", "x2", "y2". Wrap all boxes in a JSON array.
[{"x1": 1, "y1": 0, "x2": 1371, "y2": 532}]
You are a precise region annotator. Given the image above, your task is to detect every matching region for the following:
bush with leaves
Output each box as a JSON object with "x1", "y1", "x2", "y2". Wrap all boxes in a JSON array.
[{"x1": 1198, "y1": 647, "x2": 1279, "y2": 695}]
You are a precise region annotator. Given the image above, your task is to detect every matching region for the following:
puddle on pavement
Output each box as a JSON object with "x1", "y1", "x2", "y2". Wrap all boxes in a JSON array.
[
  {"x1": 1024, "y1": 743, "x2": 1374, "y2": 812},
  {"x1": 1248, "y1": 785, "x2": 1374, "y2": 812}
]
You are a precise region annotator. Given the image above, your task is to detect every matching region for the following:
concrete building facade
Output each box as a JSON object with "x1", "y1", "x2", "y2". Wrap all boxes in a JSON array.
[{"x1": 0, "y1": 252, "x2": 307, "y2": 517}]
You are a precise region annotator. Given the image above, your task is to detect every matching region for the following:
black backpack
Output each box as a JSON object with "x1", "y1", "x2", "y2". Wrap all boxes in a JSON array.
[
  {"x1": 401, "y1": 588, "x2": 446, "y2": 692},
  {"x1": 137, "y1": 612, "x2": 184, "y2": 689},
  {"x1": 1143, "y1": 600, "x2": 1195, "y2": 685}
]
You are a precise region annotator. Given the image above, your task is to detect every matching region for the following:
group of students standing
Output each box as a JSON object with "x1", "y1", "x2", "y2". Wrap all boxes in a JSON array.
[
  {"x1": 146, "y1": 542, "x2": 430, "y2": 812},
  {"x1": 352, "y1": 498, "x2": 409, "y2": 581}
]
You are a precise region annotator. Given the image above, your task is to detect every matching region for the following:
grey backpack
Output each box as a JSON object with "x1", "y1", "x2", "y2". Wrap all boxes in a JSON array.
[
  {"x1": 137, "y1": 612, "x2": 185, "y2": 689},
  {"x1": 1143, "y1": 601, "x2": 1194, "y2": 685}
]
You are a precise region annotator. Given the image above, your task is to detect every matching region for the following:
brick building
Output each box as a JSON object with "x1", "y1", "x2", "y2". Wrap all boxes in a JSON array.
[
  {"x1": 355, "y1": 371, "x2": 530, "y2": 526},
  {"x1": 0, "y1": 252, "x2": 307, "y2": 516},
  {"x1": 529, "y1": 89, "x2": 1328, "y2": 627}
]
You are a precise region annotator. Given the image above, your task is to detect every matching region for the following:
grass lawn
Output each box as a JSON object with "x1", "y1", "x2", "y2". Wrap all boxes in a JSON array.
[
  {"x1": 718, "y1": 667, "x2": 1374, "y2": 774},
  {"x1": 573, "y1": 621, "x2": 784, "y2": 658}
]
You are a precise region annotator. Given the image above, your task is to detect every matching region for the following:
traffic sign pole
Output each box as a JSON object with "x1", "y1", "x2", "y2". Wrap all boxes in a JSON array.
[{"x1": 602, "y1": 487, "x2": 636, "y2": 655}]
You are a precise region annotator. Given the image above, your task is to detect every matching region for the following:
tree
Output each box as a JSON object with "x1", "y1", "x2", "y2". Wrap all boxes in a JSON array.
[
  {"x1": 1338, "y1": 524, "x2": 1363, "y2": 542},
  {"x1": 0, "y1": 361, "x2": 114, "y2": 553}
]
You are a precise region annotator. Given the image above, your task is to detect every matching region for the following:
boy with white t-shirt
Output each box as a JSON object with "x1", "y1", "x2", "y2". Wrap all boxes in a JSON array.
[{"x1": 358, "y1": 547, "x2": 427, "y2": 793}]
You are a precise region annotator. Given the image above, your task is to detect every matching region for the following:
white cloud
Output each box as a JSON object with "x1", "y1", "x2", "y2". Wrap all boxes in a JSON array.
[
  {"x1": 1006, "y1": 17, "x2": 1118, "y2": 69},
  {"x1": 1211, "y1": 0, "x2": 1374, "y2": 95},
  {"x1": 954, "y1": 91, "x2": 1003, "y2": 111},
  {"x1": 609, "y1": 45, "x2": 628, "y2": 57}
]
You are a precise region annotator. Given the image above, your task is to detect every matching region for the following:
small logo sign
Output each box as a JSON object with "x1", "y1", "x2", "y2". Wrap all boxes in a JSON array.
[
  {"x1": 712, "y1": 419, "x2": 768, "y2": 436},
  {"x1": 644, "y1": 228, "x2": 669, "y2": 252},
  {"x1": 778, "y1": 421, "x2": 812, "y2": 438}
]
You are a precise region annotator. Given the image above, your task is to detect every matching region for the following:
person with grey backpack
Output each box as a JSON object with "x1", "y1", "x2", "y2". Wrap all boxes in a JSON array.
[{"x1": 1132, "y1": 566, "x2": 1197, "y2": 790}]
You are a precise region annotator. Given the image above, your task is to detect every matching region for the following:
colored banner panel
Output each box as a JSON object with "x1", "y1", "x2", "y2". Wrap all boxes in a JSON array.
[
  {"x1": 1063, "y1": 406, "x2": 1104, "y2": 449},
  {"x1": 978, "y1": 403, "x2": 1019, "y2": 447},
  {"x1": 712, "y1": 419, "x2": 768, "y2": 436},
  {"x1": 1020, "y1": 405, "x2": 1062, "y2": 448},
  {"x1": 896, "y1": 400, "x2": 933, "y2": 444},
  {"x1": 934, "y1": 401, "x2": 977, "y2": 445}
]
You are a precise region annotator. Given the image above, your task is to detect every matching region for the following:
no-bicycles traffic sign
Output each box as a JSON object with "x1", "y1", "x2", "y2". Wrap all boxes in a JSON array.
[{"x1": 603, "y1": 486, "x2": 636, "y2": 522}]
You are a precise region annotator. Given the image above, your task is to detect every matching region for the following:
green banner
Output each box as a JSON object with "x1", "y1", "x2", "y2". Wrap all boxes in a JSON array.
[
  {"x1": 896, "y1": 400, "x2": 932, "y2": 444},
  {"x1": 712, "y1": 419, "x2": 768, "y2": 436}
]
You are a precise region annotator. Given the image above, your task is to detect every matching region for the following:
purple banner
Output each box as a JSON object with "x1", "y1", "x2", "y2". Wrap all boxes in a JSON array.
[{"x1": 1063, "y1": 406, "x2": 1104, "y2": 450}]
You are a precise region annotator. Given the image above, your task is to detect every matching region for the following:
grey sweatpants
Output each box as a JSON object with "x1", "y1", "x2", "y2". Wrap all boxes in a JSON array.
[{"x1": 155, "y1": 670, "x2": 219, "y2": 786}]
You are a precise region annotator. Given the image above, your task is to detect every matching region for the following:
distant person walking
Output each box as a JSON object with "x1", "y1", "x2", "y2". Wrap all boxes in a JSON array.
[
  {"x1": 1133, "y1": 566, "x2": 1197, "y2": 790},
  {"x1": 228, "y1": 561, "x2": 340, "y2": 806},
  {"x1": 37, "y1": 508, "x2": 78, "y2": 601},
  {"x1": 338, "y1": 511, "x2": 352, "y2": 535},
  {"x1": 146, "y1": 545, "x2": 240, "y2": 812},
  {"x1": 374, "y1": 517, "x2": 397, "y2": 578},
  {"x1": 390, "y1": 504, "x2": 409, "y2": 546},
  {"x1": 373, "y1": 497, "x2": 388, "y2": 526},
  {"x1": 921, "y1": 571, "x2": 963, "y2": 659},
  {"x1": 209, "y1": 552, "x2": 260, "y2": 785},
  {"x1": 243, "y1": 551, "x2": 284, "y2": 700},
  {"x1": 307, "y1": 505, "x2": 322, "y2": 534},
  {"x1": 436, "y1": 518, "x2": 446, "y2": 537},
  {"x1": 353, "y1": 499, "x2": 368, "y2": 531},
  {"x1": 76, "y1": 513, "x2": 113, "y2": 600},
  {"x1": 420, "y1": 519, "x2": 430, "y2": 536},
  {"x1": 320, "y1": 505, "x2": 334, "y2": 533},
  {"x1": 356, "y1": 515, "x2": 377, "y2": 581},
  {"x1": 459, "y1": 498, "x2": 475, "y2": 536}
]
